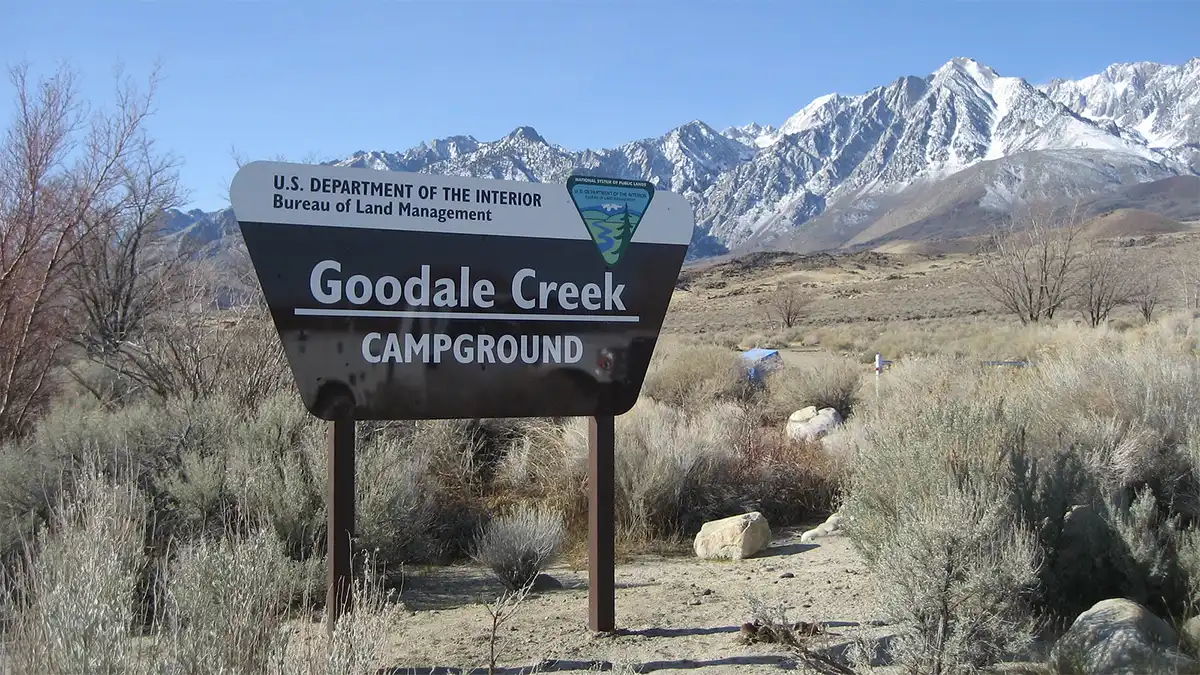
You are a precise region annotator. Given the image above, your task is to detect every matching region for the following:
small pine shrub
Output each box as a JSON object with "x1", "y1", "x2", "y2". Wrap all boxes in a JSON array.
[{"x1": 471, "y1": 503, "x2": 566, "y2": 590}]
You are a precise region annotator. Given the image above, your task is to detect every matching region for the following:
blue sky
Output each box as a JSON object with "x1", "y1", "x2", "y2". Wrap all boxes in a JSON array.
[{"x1": 2, "y1": 0, "x2": 1197, "y2": 212}]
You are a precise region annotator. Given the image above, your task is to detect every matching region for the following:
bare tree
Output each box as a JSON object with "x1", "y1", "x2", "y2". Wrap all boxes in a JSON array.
[
  {"x1": 78, "y1": 257, "x2": 289, "y2": 407},
  {"x1": 981, "y1": 202, "x2": 1086, "y2": 324},
  {"x1": 1074, "y1": 239, "x2": 1137, "y2": 327},
  {"x1": 68, "y1": 121, "x2": 188, "y2": 353},
  {"x1": 763, "y1": 284, "x2": 809, "y2": 329},
  {"x1": 0, "y1": 62, "x2": 165, "y2": 437},
  {"x1": 1132, "y1": 272, "x2": 1164, "y2": 325},
  {"x1": 1179, "y1": 267, "x2": 1200, "y2": 312}
]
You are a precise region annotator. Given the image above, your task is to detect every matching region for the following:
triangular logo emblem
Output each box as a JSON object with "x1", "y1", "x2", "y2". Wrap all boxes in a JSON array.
[{"x1": 566, "y1": 175, "x2": 655, "y2": 266}]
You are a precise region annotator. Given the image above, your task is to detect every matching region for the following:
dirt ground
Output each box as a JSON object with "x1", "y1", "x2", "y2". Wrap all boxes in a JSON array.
[{"x1": 366, "y1": 524, "x2": 897, "y2": 674}]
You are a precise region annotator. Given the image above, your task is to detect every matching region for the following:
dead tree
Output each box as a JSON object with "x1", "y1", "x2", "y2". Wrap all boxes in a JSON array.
[
  {"x1": 68, "y1": 126, "x2": 187, "y2": 353},
  {"x1": 763, "y1": 284, "x2": 809, "y2": 329},
  {"x1": 1132, "y1": 272, "x2": 1164, "y2": 325},
  {"x1": 81, "y1": 256, "x2": 289, "y2": 406},
  {"x1": 0, "y1": 62, "x2": 165, "y2": 437},
  {"x1": 1179, "y1": 268, "x2": 1200, "y2": 311},
  {"x1": 1074, "y1": 239, "x2": 1137, "y2": 327},
  {"x1": 981, "y1": 202, "x2": 1085, "y2": 324}
]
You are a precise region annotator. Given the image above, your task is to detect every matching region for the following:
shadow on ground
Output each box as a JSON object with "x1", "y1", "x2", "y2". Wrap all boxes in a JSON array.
[
  {"x1": 382, "y1": 655, "x2": 799, "y2": 674},
  {"x1": 756, "y1": 542, "x2": 818, "y2": 558},
  {"x1": 617, "y1": 625, "x2": 740, "y2": 638},
  {"x1": 397, "y1": 570, "x2": 512, "y2": 611}
]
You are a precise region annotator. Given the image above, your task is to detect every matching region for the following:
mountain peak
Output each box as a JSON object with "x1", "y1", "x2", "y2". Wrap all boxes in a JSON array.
[
  {"x1": 191, "y1": 57, "x2": 1196, "y2": 267},
  {"x1": 673, "y1": 119, "x2": 721, "y2": 137},
  {"x1": 932, "y1": 57, "x2": 1000, "y2": 88},
  {"x1": 777, "y1": 92, "x2": 849, "y2": 137},
  {"x1": 504, "y1": 126, "x2": 546, "y2": 144}
]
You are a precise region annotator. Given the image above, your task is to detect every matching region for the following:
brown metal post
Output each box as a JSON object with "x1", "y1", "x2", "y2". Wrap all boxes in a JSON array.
[
  {"x1": 588, "y1": 415, "x2": 615, "y2": 633},
  {"x1": 326, "y1": 415, "x2": 355, "y2": 634}
]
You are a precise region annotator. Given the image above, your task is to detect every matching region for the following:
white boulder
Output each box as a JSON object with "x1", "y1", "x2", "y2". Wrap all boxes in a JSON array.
[
  {"x1": 801, "y1": 511, "x2": 846, "y2": 543},
  {"x1": 786, "y1": 407, "x2": 843, "y2": 442},
  {"x1": 694, "y1": 512, "x2": 772, "y2": 561}
]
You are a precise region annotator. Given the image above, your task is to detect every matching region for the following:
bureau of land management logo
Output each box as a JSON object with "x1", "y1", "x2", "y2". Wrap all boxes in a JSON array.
[{"x1": 567, "y1": 175, "x2": 655, "y2": 266}]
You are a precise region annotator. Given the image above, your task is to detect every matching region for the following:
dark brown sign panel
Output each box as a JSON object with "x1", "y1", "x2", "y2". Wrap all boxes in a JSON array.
[{"x1": 229, "y1": 162, "x2": 694, "y2": 420}]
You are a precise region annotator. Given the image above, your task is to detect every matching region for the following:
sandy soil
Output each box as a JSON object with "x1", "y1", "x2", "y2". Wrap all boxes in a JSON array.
[{"x1": 367, "y1": 524, "x2": 896, "y2": 674}]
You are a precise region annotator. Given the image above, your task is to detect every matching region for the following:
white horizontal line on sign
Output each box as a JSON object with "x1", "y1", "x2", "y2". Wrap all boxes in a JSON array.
[{"x1": 294, "y1": 308, "x2": 642, "y2": 323}]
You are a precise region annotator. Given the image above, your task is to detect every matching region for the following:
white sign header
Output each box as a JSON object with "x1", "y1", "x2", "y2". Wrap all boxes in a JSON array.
[{"x1": 229, "y1": 161, "x2": 694, "y2": 245}]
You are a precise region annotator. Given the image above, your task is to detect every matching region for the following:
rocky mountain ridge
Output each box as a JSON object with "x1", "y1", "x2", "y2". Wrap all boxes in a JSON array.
[{"x1": 169, "y1": 56, "x2": 1200, "y2": 260}]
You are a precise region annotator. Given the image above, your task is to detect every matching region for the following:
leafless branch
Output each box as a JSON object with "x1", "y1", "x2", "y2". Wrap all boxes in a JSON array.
[
  {"x1": 0, "y1": 61, "x2": 169, "y2": 437},
  {"x1": 762, "y1": 284, "x2": 809, "y2": 329},
  {"x1": 1074, "y1": 239, "x2": 1137, "y2": 328},
  {"x1": 981, "y1": 201, "x2": 1086, "y2": 324},
  {"x1": 1132, "y1": 272, "x2": 1164, "y2": 325}
]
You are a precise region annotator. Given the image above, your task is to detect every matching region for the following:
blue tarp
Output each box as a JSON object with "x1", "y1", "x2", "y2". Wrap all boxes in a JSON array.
[{"x1": 740, "y1": 348, "x2": 783, "y2": 384}]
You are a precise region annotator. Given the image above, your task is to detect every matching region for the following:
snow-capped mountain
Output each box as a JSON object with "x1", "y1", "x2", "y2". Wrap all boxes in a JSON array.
[
  {"x1": 1042, "y1": 59, "x2": 1200, "y2": 147},
  {"x1": 1041, "y1": 58, "x2": 1200, "y2": 171},
  {"x1": 337, "y1": 122, "x2": 751, "y2": 206},
  {"x1": 721, "y1": 123, "x2": 779, "y2": 149},
  {"x1": 174, "y1": 56, "x2": 1200, "y2": 260},
  {"x1": 699, "y1": 57, "x2": 1184, "y2": 249}
]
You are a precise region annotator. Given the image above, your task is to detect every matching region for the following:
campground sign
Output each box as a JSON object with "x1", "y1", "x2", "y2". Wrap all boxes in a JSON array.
[{"x1": 229, "y1": 161, "x2": 694, "y2": 421}]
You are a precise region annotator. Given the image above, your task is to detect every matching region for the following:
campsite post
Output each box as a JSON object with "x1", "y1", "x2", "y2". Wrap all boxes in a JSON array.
[{"x1": 588, "y1": 415, "x2": 616, "y2": 632}]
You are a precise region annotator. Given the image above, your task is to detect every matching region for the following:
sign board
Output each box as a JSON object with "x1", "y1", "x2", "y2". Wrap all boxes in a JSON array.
[{"x1": 229, "y1": 161, "x2": 694, "y2": 421}]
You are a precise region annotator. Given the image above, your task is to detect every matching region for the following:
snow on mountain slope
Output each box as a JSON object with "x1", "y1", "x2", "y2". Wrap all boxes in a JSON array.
[
  {"x1": 179, "y1": 56, "x2": 1197, "y2": 261},
  {"x1": 696, "y1": 57, "x2": 1179, "y2": 249},
  {"x1": 721, "y1": 123, "x2": 778, "y2": 148},
  {"x1": 1041, "y1": 58, "x2": 1200, "y2": 148},
  {"x1": 335, "y1": 120, "x2": 751, "y2": 204}
]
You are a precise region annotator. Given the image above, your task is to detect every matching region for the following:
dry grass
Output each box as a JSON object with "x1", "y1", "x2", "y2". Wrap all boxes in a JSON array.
[
  {"x1": 836, "y1": 315, "x2": 1200, "y2": 669},
  {"x1": 639, "y1": 342, "x2": 755, "y2": 410},
  {"x1": 762, "y1": 354, "x2": 865, "y2": 422},
  {"x1": 0, "y1": 462, "x2": 402, "y2": 674}
]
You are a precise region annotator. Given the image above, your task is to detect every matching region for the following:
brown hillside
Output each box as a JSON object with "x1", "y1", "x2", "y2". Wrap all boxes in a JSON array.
[{"x1": 1083, "y1": 208, "x2": 1192, "y2": 238}]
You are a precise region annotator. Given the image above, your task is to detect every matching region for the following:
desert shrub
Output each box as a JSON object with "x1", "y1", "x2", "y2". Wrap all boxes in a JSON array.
[
  {"x1": 641, "y1": 344, "x2": 754, "y2": 410},
  {"x1": 495, "y1": 399, "x2": 838, "y2": 551},
  {"x1": 154, "y1": 527, "x2": 299, "y2": 672},
  {"x1": 844, "y1": 334, "x2": 1200, "y2": 662},
  {"x1": 225, "y1": 392, "x2": 326, "y2": 559},
  {"x1": 0, "y1": 466, "x2": 148, "y2": 673},
  {"x1": 1178, "y1": 526, "x2": 1200, "y2": 612},
  {"x1": 471, "y1": 503, "x2": 565, "y2": 590},
  {"x1": 738, "y1": 332, "x2": 768, "y2": 350},
  {"x1": 545, "y1": 400, "x2": 746, "y2": 546},
  {"x1": 841, "y1": 368, "x2": 1042, "y2": 671},
  {"x1": 356, "y1": 423, "x2": 461, "y2": 569},
  {"x1": 283, "y1": 551, "x2": 404, "y2": 675},
  {"x1": 860, "y1": 484, "x2": 1040, "y2": 674},
  {"x1": 728, "y1": 426, "x2": 840, "y2": 526},
  {"x1": 0, "y1": 395, "x2": 242, "y2": 570},
  {"x1": 610, "y1": 399, "x2": 747, "y2": 543},
  {"x1": 764, "y1": 353, "x2": 864, "y2": 422},
  {"x1": 0, "y1": 460, "x2": 401, "y2": 674},
  {"x1": 491, "y1": 419, "x2": 589, "y2": 545}
]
